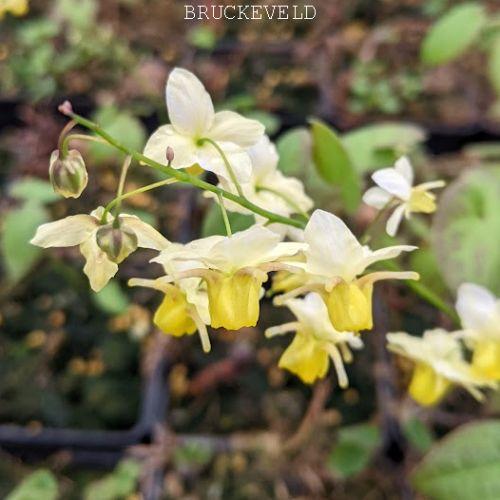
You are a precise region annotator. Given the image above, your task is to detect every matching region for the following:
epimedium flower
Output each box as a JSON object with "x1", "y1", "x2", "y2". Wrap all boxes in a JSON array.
[
  {"x1": 151, "y1": 226, "x2": 305, "y2": 331},
  {"x1": 363, "y1": 156, "x2": 445, "y2": 236},
  {"x1": 387, "y1": 329, "x2": 495, "y2": 406},
  {"x1": 266, "y1": 293, "x2": 363, "y2": 386},
  {"x1": 31, "y1": 207, "x2": 169, "y2": 292},
  {"x1": 129, "y1": 242, "x2": 213, "y2": 352},
  {"x1": 456, "y1": 283, "x2": 500, "y2": 381},
  {"x1": 143, "y1": 68, "x2": 265, "y2": 183},
  {"x1": 276, "y1": 209, "x2": 418, "y2": 333}
]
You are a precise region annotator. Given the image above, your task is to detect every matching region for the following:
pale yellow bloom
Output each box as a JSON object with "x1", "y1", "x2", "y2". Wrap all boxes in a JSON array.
[
  {"x1": 267, "y1": 293, "x2": 362, "y2": 386},
  {"x1": 363, "y1": 157, "x2": 445, "y2": 236},
  {"x1": 456, "y1": 283, "x2": 500, "y2": 381},
  {"x1": 387, "y1": 329, "x2": 495, "y2": 406},
  {"x1": 31, "y1": 207, "x2": 168, "y2": 292}
]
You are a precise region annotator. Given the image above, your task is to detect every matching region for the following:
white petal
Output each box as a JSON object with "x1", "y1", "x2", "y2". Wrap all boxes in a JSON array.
[
  {"x1": 362, "y1": 243, "x2": 417, "y2": 270},
  {"x1": 120, "y1": 216, "x2": 169, "y2": 251},
  {"x1": 31, "y1": 215, "x2": 97, "y2": 248},
  {"x1": 80, "y1": 237, "x2": 118, "y2": 292},
  {"x1": 372, "y1": 168, "x2": 411, "y2": 200},
  {"x1": 394, "y1": 156, "x2": 414, "y2": 185},
  {"x1": 304, "y1": 210, "x2": 364, "y2": 281},
  {"x1": 209, "y1": 110, "x2": 264, "y2": 148},
  {"x1": 287, "y1": 292, "x2": 335, "y2": 336},
  {"x1": 166, "y1": 68, "x2": 214, "y2": 136},
  {"x1": 385, "y1": 204, "x2": 406, "y2": 237},
  {"x1": 143, "y1": 125, "x2": 198, "y2": 169},
  {"x1": 248, "y1": 135, "x2": 279, "y2": 181},
  {"x1": 198, "y1": 141, "x2": 252, "y2": 183},
  {"x1": 362, "y1": 187, "x2": 393, "y2": 209},
  {"x1": 456, "y1": 283, "x2": 498, "y2": 331}
]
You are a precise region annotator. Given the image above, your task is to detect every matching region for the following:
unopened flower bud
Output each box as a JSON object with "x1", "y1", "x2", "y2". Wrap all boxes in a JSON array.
[
  {"x1": 166, "y1": 146, "x2": 174, "y2": 164},
  {"x1": 96, "y1": 223, "x2": 138, "y2": 264},
  {"x1": 49, "y1": 149, "x2": 88, "y2": 198}
]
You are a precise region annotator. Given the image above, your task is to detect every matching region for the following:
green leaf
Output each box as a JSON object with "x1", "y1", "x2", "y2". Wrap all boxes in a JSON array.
[
  {"x1": 421, "y1": 3, "x2": 486, "y2": 65},
  {"x1": 310, "y1": 119, "x2": 360, "y2": 213},
  {"x1": 277, "y1": 127, "x2": 312, "y2": 176},
  {"x1": 1, "y1": 202, "x2": 49, "y2": 284},
  {"x1": 431, "y1": 167, "x2": 500, "y2": 295},
  {"x1": 84, "y1": 460, "x2": 140, "y2": 500},
  {"x1": 403, "y1": 417, "x2": 434, "y2": 453},
  {"x1": 173, "y1": 440, "x2": 214, "y2": 468},
  {"x1": 412, "y1": 420, "x2": 500, "y2": 500},
  {"x1": 92, "y1": 281, "x2": 130, "y2": 315},
  {"x1": 10, "y1": 177, "x2": 60, "y2": 204},
  {"x1": 342, "y1": 122, "x2": 427, "y2": 173},
  {"x1": 328, "y1": 423, "x2": 381, "y2": 479},
  {"x1": 56, "y1": 0, "x2": 97, "y2": 31},
  {"x1": 488, "y1": 36, "x2": 500, "y2": 95},
  {"x1": 409, "y1": 246, "x2": 448, "y2": 297},
  {"x1": 90, "y1": 106, "x2": 146, "y2": 163},
  {"x1": 201, "y1": 203, "x2": 254, "y2": 237},
  {"x1": 6, "y1": 469, "x2": 58, "y2": 500},
  {"x1": 187, "y1": 26, "x2": 217, "y2": 50},
  {"x1": 244, "y1": 111, "x2": 280, "y2": 136}
]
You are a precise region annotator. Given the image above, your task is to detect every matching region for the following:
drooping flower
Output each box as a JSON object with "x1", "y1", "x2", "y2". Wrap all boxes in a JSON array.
[
  {"x1": 363, "y1": 157, "x2": 445, "y2": 236},
  {"x1": 31, "y1": 207, "x2": 169, "y2": 292},
  {"x1": 266, "y1": 293, "x2": 363, "y2": 386},
  {"x1": 387, "y1": 329, "x2": 495, "y2": 406},
  {"x1": 0, "y1": 0, "x2": 28, "y2": 19},
  {"x1": 276, "y1": 209, "x2": 418, "y2": 333},
  {"x1": 129, "y1": 241, "x2": 213, "y2": 352},
  {"x1": 143, "y1": 68, "x2": 264, "y2": 183},
  {"x1": 456, "y1": 283, "x2": 500, "y2": 380},
  {"x1": 49, "y1": 149, "x2": 88, "y2": 199},
  {"x1": 152, "y1": 226, "x2": 305, "y2": 331}
]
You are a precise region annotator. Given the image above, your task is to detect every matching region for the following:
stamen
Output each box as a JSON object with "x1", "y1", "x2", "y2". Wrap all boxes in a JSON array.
[
  {"x1": 273, "y1": 284, "x2": 323, "y2": 305},
  {"x1": 327, "y1": 344, "x2": 349, "y2": 389},
  {"x1": 265, "y1": 322, "x2": 301, "y2": 338},
  {"x1": 339, "y1": 343, "x2": 353, "y2": 363},
  {"x1": 357, "y1": 271, "x2": 419, "y2": 287},
  {"x1": 128, "y1": 277, "x2": 173, "y2": 293},
  {"x1": 189, "y1": 306, "x2": 211, "y2": 353}
]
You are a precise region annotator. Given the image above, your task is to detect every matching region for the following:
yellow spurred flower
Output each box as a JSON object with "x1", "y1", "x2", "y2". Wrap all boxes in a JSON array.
[
  {"x1": 456, "y1": 283, "x2": 500, "y2": 380},
  {"x1": 387, "y1": 329, "x2": 495, "y2": 406},
  {"x1": 275, "y1": 209, "x2": 418, "y2": 333},
  {"x1": 363, "y1": 156, "x2": 445, "y2": 236},
  {"x1": 267, "y1": 293, "x2": 363, "y2": 386}
]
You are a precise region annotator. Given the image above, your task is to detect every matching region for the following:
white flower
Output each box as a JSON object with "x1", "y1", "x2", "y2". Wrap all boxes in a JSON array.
[
  {"x1": 143, "y1": 68, "x2": 264, "y2": 183},
  {"x1": 387, "y1": 329, "x2": 495, "y2": 405},
  {"x1": 215, "y1": 135, "x2": 313, "y2": 216},
  {"x1": 31, "y1": 207, "x2": 169, "y2": 292},
  {"x1": 456, "y1": 283, "x2": 500, "y2": 380},
  {"x1": 363, "y1": 156, "x2": 445, "y2": 236},
  {"x1": 277, "y1": 209, "x2": 418, "y2": 332},
  {"x1": 151, "y1": 225, "x2": 305, "y2": 331},
  {"x1": 266, "y1": 293, "x2": 363, "y2": 386}
]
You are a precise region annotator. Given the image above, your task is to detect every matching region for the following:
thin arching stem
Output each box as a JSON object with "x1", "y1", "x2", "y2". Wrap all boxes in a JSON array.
[{"x1": 217, "y1": 192, "x2": 232, "y2": 236}]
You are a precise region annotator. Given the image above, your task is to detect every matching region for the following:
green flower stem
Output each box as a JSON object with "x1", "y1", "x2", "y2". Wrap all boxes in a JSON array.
[
  {"x1": 383, "y1": 260, "x2": 460, "y2": 324},
  {"x1": 217, "y1": 193, "x2": 232, "y2": 236},
  {"x1": 112, "y1": 155, "x2": 132, "y2": 226},
  {"x1": 64, "y1": 109, "x2": 306, "y2": 230},
  {"x1": 100, "y1": 178, "x2": 178, "y2": 225},
  {"x1": 199, "y1": 137, "x2": 245, "y2": 197},
  {"x1": 61, "y1": 133, "x2": 108, "y2": 153},
  {"x1": 256, "y1": 186, "x2": 310, "y2": 221},
  {"x1": 58, "y1": 120, "x2": 77, "y2": 158}
]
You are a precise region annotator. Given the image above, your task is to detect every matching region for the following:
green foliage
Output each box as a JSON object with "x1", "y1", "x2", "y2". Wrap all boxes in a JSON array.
[
  {"x1": 9, "y1": 177, "x2": 60, "y2": 204},
  {"x1": 403, "y1": 418, "x2": 434, "y2": 453},
  {"x1": 90, "y1": 106, "x2": 146, "y2": 163},
  {"x1": 328, "y1": 423, "x2": 381, "y2": 479},
  {"x1": 6, "y1": 469, "x2": 58, "y2": 500},
  {"x1": 1, "y1": 201, "x2": 49, "y2": 284},
  {"x1": 173, "y1": 440, "x2": 214, "y2": 469},
  {"x1": 201, "y1": 203, "x2": 254, "y2": 237},
  {"x1": 187, "y1": 26, "x2": 217, "y2": 50},
  {"x1": 92, "y1": 281, "x2": 130, "y2": 315},
  {"x1": 342, "y1": 122, "x2": 426, "y2": 173},
  {"x1": 421, "y1": 3, "x2": 486, "y2": 65},
  {"x1": 488, "y1": 36, "x2": 500, "y2": 95},
  {"x1": 310, "y1": 119, "x2": 361, "y2": 213},
  {"x1": 409, "y1": 246, "x2": 448, "y2": 297},
  {"x1": 431, "y1": 166, "x2": 500, "y2": 295},
  {"x1": 412, "y1": 420, "x2": 500, "y2": 500},
  {"x1": 83, "y1": 460, "x2": 140, "y2": 500},
  {"x1": 244, "y1": 111, "x2": 281, "y2": 135}
]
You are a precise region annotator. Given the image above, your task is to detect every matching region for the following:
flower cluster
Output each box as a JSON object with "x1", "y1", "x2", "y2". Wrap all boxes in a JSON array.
[
  {"x1": 387, "y1": 283, "x2": 499, "y2": 406},
  {"x1": 34, "y1": 67, "x2": 489, "y2": 401}
]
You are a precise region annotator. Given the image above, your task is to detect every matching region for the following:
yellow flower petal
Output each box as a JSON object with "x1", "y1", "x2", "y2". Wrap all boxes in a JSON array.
[
  {"x1": 471, "y1": 340, "x2": 500, "y2": 381},
  {"x1": 408, "y1": 188, "x2": 437, "y2": 213},
  {"x1": 154, "y1": 285, "x2": 197, "y2": 337},
  {"x1": 409, "y1": 362, "x2": 451, "y2": 406}
]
